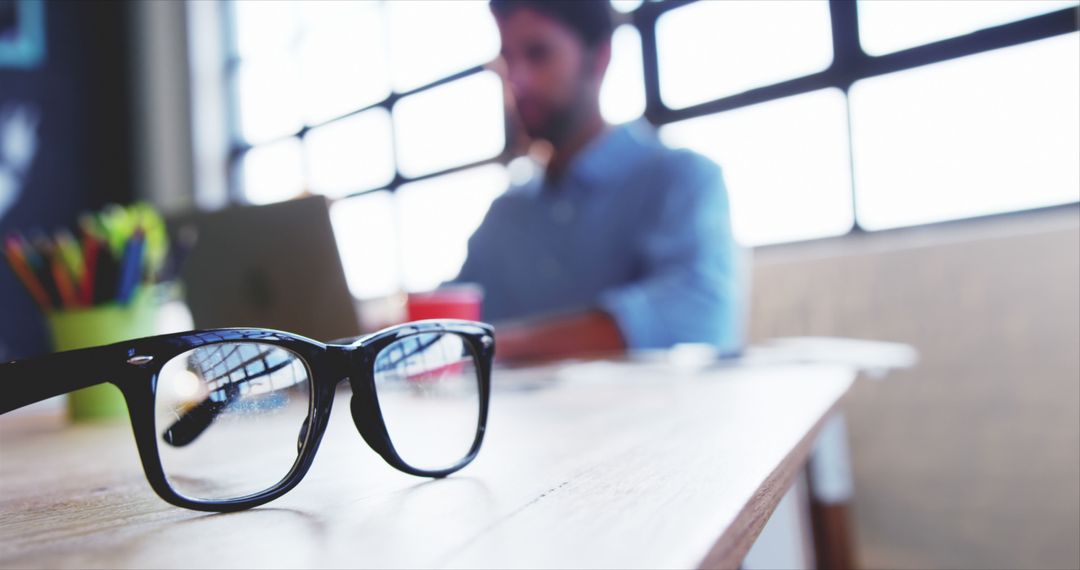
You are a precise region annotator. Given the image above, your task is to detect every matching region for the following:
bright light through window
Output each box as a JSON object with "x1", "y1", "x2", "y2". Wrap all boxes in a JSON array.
[
  {"x1": 850, "y1": 33, "x2": 1080, "y2": 230},
  {"x1": 241, "y1": 138, "x2": 305, "y2": 205},
  {"x1": 331, "y1": 191, "x2": 401, "y2": 299},
  {"x1": 393, "y1": 71, "x2": 505, "y2": 179},
  {"x1": 601, "y1": 25, "x2": 646, "y2": 125},
  {"x1": 657, "y1": 0, "x2": 833, "y2": 109},
  {"x1": 661, "y1": 89, "x2": 854, "y2": 246},
  {"x1": 298, "y1": 0, "x2": 390, "y2": 124},
  {"x1": 858, "y1": 0, "x2": 1079, "y2": 56},
  {"x1": 305, "y1": 108, "x2": 396, "y2": 197},
  {"x1": 396, "y1": 164, "x2": 508, "y2": 292},
  {"x1": 235, "y1": 59, "x2": 303, "y2": 144},
  {"x1": 232, "y1": 0, "x2": 298, "y2": 60},
  {"x1": 611, "y1": 0, "x2": 643, "y2": 13},
  {"x1": 387, "y1": 0, "x2": 501, "y2": 93}
]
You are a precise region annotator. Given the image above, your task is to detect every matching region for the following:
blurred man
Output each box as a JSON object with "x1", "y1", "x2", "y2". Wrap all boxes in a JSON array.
[{"x1": 454, "y1": 0, "x2": 741, "y2": 361}]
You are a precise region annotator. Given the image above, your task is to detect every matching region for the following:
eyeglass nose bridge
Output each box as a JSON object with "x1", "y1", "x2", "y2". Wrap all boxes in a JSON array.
[
  {"x1": 332, "y1": 346, "x2": 393, "y2": 463},
  {"x1": 348, "y1": 379, "x2": 395, "y2": 462}
]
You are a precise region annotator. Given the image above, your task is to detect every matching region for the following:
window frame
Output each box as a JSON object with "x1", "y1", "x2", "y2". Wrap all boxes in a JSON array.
[{"x1": 220, "y1": 0, "x2": 1079, "y2": 237}]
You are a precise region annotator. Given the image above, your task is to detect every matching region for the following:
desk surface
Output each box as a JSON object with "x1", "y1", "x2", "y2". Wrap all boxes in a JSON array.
[{"x1": 0, "y1": 360, "x2": 854, "y2": 569}]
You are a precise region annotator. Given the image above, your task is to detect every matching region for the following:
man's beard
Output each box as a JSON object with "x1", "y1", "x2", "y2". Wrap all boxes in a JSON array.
[{"x1": 519, "y1": 82, "x2": 593, "y2": 147}]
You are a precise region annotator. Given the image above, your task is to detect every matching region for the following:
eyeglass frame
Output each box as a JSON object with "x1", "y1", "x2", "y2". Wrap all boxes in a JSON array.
[{"x1": 0, "y1": 319, "x2": 494, "y2": 512}]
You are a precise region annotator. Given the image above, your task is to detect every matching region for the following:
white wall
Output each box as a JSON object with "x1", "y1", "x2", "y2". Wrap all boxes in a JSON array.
[{"x1": 750, "y1": 207, "x2": 1080, "y2": 570}]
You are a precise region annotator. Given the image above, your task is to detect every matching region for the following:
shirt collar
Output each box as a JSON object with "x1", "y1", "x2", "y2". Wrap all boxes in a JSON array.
[
  {"x1": 514, "y1": 121, "x2": 653, "y2": 197},
  {"x1": 565, "y1": 121, "x2": 653, "y2": 188}
]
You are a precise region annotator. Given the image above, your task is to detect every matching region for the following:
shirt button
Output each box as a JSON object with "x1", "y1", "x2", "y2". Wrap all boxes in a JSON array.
[{"x1": 551, "y1": 200, "x2": 575, "y2": 225}]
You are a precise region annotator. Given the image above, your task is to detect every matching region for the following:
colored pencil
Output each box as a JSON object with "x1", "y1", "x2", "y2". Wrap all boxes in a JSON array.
[
  {"x1": 116, "y1": 229, "x2": 145, "y2": 304},
  {"x1": 4, "y1": 238, "x2": 52, "y2": 312},
  {"x1": 51, "y1": 255, "x2": 79, "y2": 309},
  {"x1": 79, "y1": 230, "x2": 101, "y2": 306}
]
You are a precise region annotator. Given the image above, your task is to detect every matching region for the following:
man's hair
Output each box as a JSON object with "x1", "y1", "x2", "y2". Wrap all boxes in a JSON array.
[{"x1": 489, "y1": 0, "x2": 614, "y2": 47}]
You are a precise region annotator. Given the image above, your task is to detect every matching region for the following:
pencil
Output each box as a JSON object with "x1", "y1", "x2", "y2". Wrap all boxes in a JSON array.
[
  {"x1": 79, "y1": 230, "x2": 100, "y2": 306},
  {"x1": 3, "y1": 238, "x2": 52, "y2": 312},
  {"x1": 51, "y1": 255, "x2": 79, "y2": 309},
  {"x1": 54, "y1": 229, "x2": 85, "y2": 284},
  {"x1": 24, "y1": 234, "x2": 62, "y2": 309}
]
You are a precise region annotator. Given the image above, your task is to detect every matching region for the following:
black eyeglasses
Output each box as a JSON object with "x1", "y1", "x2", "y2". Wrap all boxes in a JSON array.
[{"x1": 0, "y1": 319, "x2": 494, "y2": 512}]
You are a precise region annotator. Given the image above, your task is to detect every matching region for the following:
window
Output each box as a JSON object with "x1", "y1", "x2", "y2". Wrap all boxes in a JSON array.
[
  {"x1": 656, "y1": 0, "x2": 834, "y2": 109},
  {"x1": 392, "y1": 71, "x2": 505, "y2": 179},
  {"x1": 240, "y1": 138, "x2": 304, "y2": 206},
  {"x1": 385, "y1": 0, "x2": 500, "y2": 92},
  {"x1": 234, "y1": 60, "x2": 303, "y2": 145},
  {"x1": 305, "y1": 108, "x2": 395, "y2": 198},
  {"x1": 850, "y1": 32, "x2": 1080, "y2": 230},
  {"x1": 226, "y1": 0, "x2": 506, "y2": 297},
  {"x1": 662, "y1": 89, "x2": 854, "y2": 246},
  {"x1": 330, "y1": 191, "x2": 400, "y2": 299},
  {"x1": 297, "y1": 1, "x2": 390, "y2": 124},
  {"x1": 229, "y1": 1, "x2": 505, "y2": 204},
  {"x1": 600, "y1": 25, "x2": 646, "y2": 124},
  {"x1": 858, "y1": 0, "x2": 1079, "y2": 56},
  {"x1": 222, "y1": 0, "x2": 1078, "y2": 286},
  {"x1": 396, "y1": 165, "x2": 508, "y2": 292},
  {"x1": 611, "y1": 0, "x2": 644, "y2": 14}
]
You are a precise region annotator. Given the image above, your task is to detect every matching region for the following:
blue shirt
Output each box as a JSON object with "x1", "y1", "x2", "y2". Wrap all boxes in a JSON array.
[{"x1": 454, "y1": 121, "x2": 742, "y2": 353}]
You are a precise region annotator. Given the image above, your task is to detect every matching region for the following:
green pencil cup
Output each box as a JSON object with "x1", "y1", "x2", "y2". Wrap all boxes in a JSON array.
[{"x1": 45, "y1": 287, "x2": 158, "y2": 422}]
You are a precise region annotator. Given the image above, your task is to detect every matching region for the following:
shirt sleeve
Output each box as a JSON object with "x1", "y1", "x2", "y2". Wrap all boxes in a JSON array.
[{"x1": 597, "y1": 151, "x2": 743, "y2": 353}]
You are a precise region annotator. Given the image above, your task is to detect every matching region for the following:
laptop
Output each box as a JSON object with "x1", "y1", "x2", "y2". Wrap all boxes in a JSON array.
[{"x1": 169, "y1": 195, "x2": 361, "y2": 343}]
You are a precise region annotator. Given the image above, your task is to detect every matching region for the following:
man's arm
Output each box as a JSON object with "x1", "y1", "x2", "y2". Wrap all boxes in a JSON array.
[
  {"x1": 494, "y1": 151, "x2": 740, "y2": 363},
  {"x1": 597, "y1": 151, "x2": 742, "y2": 353},
  {"x1": 494, "y1": 310, "x2": 624, "y2": 362}
]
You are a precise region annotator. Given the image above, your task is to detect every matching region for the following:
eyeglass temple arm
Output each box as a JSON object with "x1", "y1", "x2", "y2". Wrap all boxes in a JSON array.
[{"x1": 0, "y1": 347, "x2": 116, "y2": 415}]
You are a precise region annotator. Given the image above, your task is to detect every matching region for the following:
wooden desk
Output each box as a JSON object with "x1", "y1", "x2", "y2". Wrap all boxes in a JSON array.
[{"x1": 0, "y1": 361, "x2": 854, "y2": 569}]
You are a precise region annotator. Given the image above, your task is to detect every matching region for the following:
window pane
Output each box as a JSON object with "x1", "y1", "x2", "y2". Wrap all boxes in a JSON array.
[
  {"x1": 858, "y1": 0, "x2": 1078, "y2": 56},
  {"x1": 298, "y1": 1, "x2": 391, "y2": 124},
  {"x1": 396, "y1": 164, "x2": 508, "y2": 292},
  {"x1": 600, "y1": 25, "x2": 646, "y2": 125},
  {"x1": 241, "y1": 138, "x2": 304, "y2": 205},
  {"x1": 387, "y1": 0, "x2": 500, "y2": 92},
  {"x1": 393, "y1": 71, "x2": 505, "y2": 179},
  {"x1": 305, "y1": 108, "x2": 395, "y2": 197},
  {"x1": 850, "y1": 33, "x2": 1080, "y2": 230},
  {"x1": 235, "y1": 59, "x2": 303, "y2": 144},
  {"x1": 611, "y1": 0, "x2": 644, "y2": 13},
  {"x1": 656, "y1": 0, "x2": 833, "y2": 110},
  {"x1": 661, "y1": 89, "x2": 854, "y2": 246},
  {"x1": 231, "y1": 0, "x2": 299, "y2": 59},
  {"x1": 331, "y1": 191, "x2": 400, "y2": 299}
]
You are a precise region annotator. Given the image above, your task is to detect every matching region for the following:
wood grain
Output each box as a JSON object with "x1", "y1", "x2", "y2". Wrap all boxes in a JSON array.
[{"x1": 0, "y1": 361, "x2": 854, "y2": 569}]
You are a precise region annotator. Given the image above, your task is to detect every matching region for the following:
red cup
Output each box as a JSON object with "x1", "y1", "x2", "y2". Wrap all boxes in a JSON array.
[{"x1": 406, "y1": 284, "x2": 483, "y2": 322}]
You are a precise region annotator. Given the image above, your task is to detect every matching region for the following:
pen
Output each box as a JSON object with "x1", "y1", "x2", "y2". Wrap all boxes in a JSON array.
[{"x1": 116, "y1": 229, "x2": 145, "y2": 304}]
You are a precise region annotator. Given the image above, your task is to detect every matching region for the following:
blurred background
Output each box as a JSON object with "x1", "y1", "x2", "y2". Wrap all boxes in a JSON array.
[{"x1": 0, "y1": 1, "x2": 1077, "y2": 568}]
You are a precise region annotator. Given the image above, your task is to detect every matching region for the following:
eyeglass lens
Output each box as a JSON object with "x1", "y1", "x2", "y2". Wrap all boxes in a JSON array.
[
  {"x1": 372, "y1": 332, "x2": 482, "y2": 472},
  {"x1": 154, "y1": 342, "x2": 313, "y2": 501}
]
